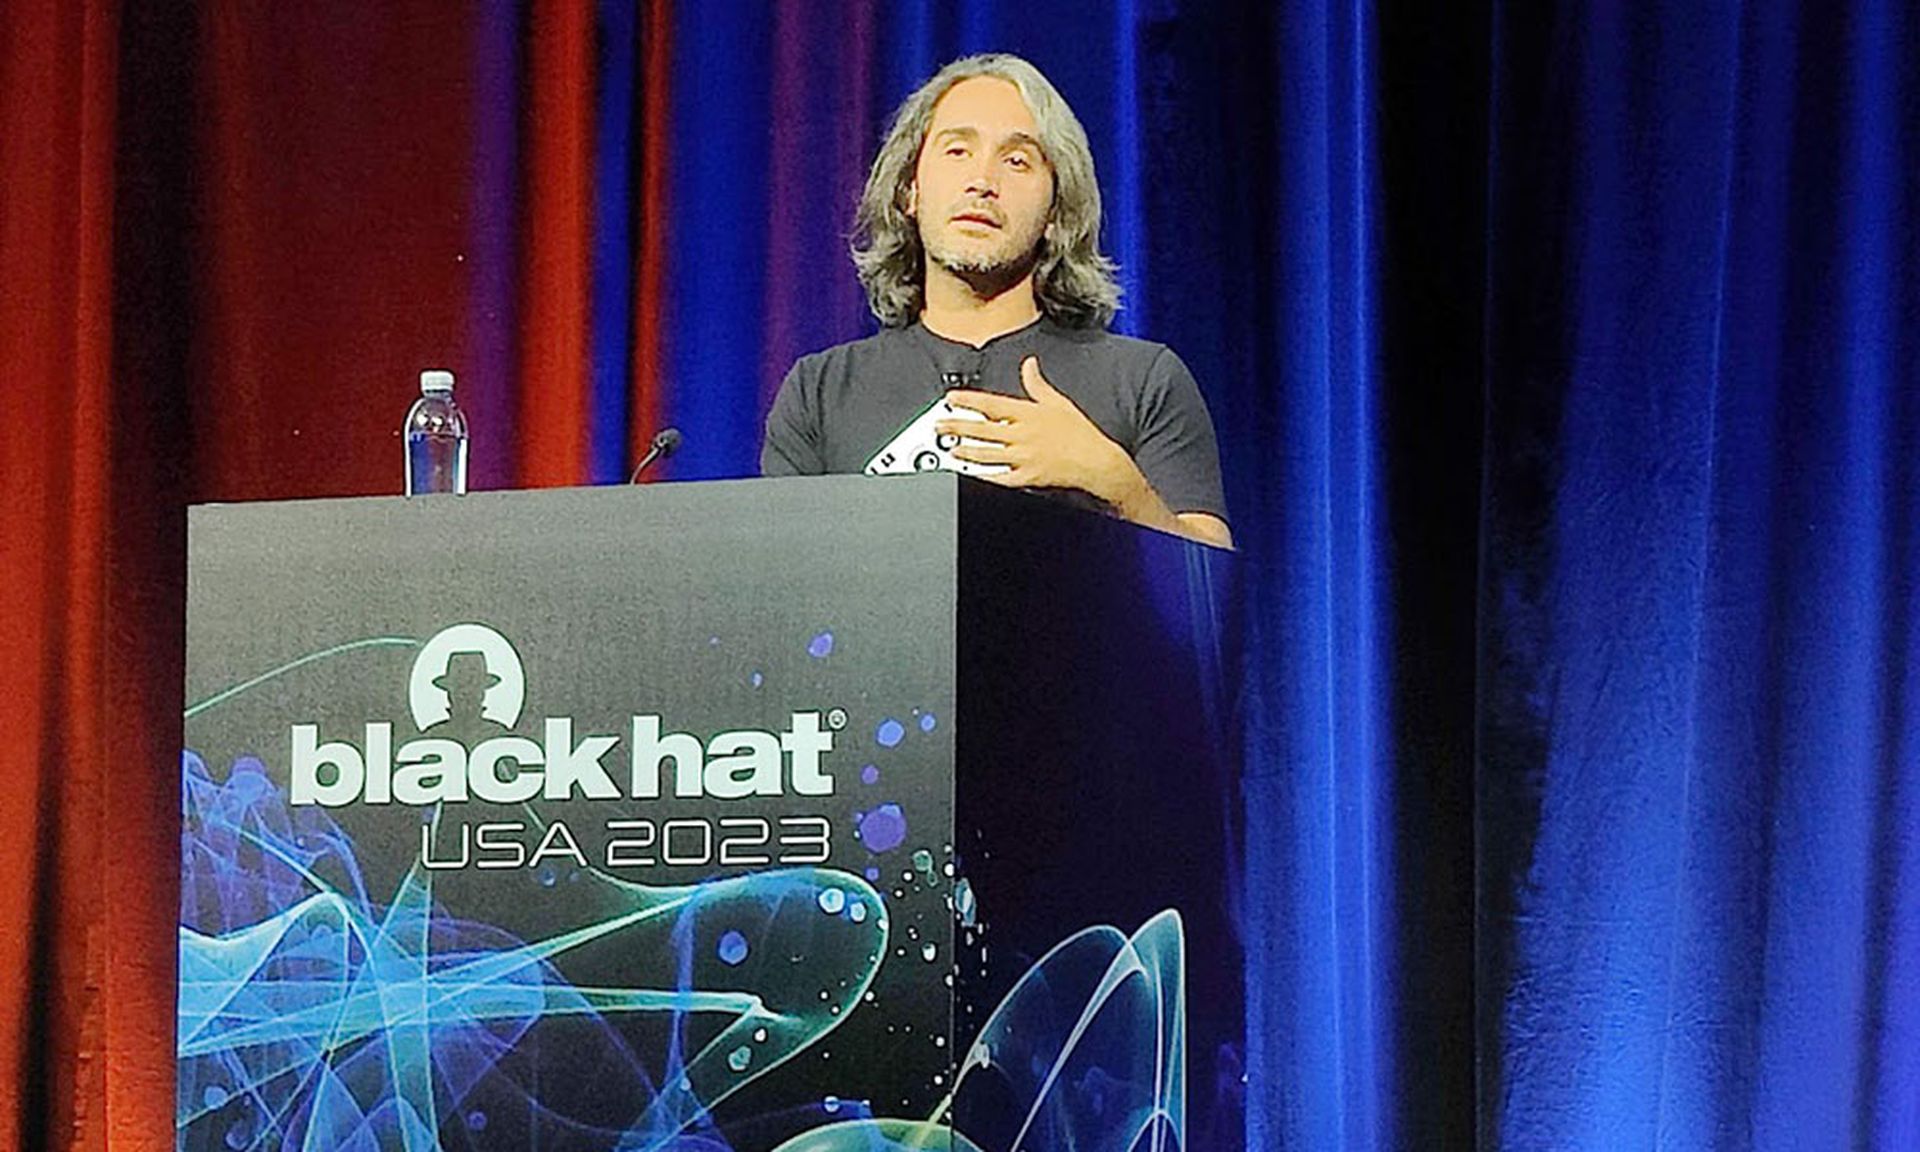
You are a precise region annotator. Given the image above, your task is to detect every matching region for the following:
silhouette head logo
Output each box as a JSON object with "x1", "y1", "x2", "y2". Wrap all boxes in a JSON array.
[{"x1": 408, "y1": 623, "x2": 526, "y2": 731}]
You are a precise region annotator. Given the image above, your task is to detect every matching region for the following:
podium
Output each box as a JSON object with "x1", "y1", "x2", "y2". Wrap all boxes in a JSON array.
[{"x1": 179, "y1": 475, "x2": 1242, "y2": 1152}]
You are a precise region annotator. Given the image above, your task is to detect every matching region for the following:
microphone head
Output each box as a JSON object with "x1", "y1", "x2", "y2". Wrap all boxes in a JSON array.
[{"x1": 629, "y1": 428, "x2": 685, "y2": 484}]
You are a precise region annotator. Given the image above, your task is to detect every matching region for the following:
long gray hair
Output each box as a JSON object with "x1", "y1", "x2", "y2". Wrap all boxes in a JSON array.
[{"x1": 851, "y1": 54, "x2": 1122, "y2": 329}]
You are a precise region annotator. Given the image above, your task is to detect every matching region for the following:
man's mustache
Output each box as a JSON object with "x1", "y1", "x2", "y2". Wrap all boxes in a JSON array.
[{"x1": 947, "y1": 203, "x2": 1006, "y2": 226}]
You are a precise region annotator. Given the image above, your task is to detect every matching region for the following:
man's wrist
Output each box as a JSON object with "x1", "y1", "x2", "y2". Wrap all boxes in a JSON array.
[{"x1": 1093, "y1": 446, "x2": 1155, "y2": 521}]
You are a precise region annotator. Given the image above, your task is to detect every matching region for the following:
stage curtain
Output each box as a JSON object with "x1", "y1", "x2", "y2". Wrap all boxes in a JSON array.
[
  {"x1": 7, "y1": 1, "x2": 1916, "y2": 1149},
  {"x1": 1478, "y1": 2, "x2": 1920, "y2": 1147},
  {"x1": 0, "y1": 1, "x2": 184, "y2": 1147}
]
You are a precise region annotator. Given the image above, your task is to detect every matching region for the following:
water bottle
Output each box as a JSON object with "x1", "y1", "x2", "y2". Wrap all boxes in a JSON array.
[{"x1": 404, "y1": 370, "x2": 468, "y2": 496}]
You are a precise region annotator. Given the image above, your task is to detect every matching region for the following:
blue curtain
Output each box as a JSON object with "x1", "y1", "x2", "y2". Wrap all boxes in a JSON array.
[{"x1": 1480, "y1": 2, "x2": 1920, "y2": 1148}]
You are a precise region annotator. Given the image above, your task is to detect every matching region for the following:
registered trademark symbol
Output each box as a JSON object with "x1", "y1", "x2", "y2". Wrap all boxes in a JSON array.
[{"x1": 827, "y1": 709, "x2": 848, "y2": 730}]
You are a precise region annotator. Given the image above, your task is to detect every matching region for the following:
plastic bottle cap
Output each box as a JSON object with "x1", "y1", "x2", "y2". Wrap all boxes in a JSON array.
[{"x1": 420, "y1": 369, "x2": 455, "y2": 394}]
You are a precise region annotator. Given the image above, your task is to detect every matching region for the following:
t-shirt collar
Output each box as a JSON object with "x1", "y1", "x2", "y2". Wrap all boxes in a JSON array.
[{"x1": 912, "y1": 313, "x2": 1049, "y2": 357}]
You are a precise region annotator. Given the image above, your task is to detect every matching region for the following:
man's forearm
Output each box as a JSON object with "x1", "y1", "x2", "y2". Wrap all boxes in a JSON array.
[{"x1": 1095, "y1": 450, "x2": 1232, "y2": 548}]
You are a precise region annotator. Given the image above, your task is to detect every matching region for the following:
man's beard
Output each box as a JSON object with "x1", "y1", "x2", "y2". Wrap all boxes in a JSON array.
[
  {"x1": 928, "y1": 239, "x2": 1031, "y2": 278},
  {"x1": 922, "y1": 218, "x2": 1045, "y2": 294}
]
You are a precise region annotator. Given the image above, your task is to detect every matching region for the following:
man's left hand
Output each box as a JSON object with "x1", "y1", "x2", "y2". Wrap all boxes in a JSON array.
[
  {"x1": 935, "y1": 355, "x2": 1234, "y2": 550},
  {"x1": 937, "y1": 356, "x2": 1139, "y2": 503}
]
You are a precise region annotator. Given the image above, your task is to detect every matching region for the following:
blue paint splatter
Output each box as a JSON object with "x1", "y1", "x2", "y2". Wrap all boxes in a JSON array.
[
  {"x1": 919, "y1": 712, "x2": 937, "y2": 733},
  {"x1": 876, "y1": 719, "x2": 905, "y2": 747},
  {"x1": 865, "y1": 866, "x2": 881, "y2": 881},
  {"x1": 750, "y1": 670, "x2": 764, "y2": 688},
  {"x1": 861, "y1": 764, "x2": 880, "y2": 785},
  {"x1": 808, "y1": 631, "x2": 835, "y2": 659},
  {"x1": 954, "y1": 878, "x2": 977, "y2": 927},
  {"x1": 717, "y1": 930, "x2": 749, "y2": 966},
  {"x1": 861, "y1": 803, "x2": 908, "y2": 853}
]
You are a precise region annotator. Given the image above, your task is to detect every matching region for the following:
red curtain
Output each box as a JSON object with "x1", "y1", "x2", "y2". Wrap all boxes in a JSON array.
[
  {"x1": 2, "y1": 2, "x2": 582, "y2": 1144},
  {"x1": 191, "y1": 5, "x2": 494, "y2": 500},
  {"x1": 1, "y1": 1, "x2": 177, "y2": 1147}
]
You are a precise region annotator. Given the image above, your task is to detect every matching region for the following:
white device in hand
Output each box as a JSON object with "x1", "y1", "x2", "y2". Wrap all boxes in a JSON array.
[{"x1": 864, "y1": 395, "x2": 1009, "y2": 477}]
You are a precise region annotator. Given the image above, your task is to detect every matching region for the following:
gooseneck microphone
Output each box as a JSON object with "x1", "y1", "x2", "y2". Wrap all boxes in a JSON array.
[{"x1": 628, "y1": 428, "x2": 684, "y2": 483}]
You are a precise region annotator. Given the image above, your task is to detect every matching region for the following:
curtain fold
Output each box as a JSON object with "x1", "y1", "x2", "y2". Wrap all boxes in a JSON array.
[
  {"x1": 1, "y1": 4, "x2": 114, "y2": 1147},
  {"x1": 1240, "y1": 0, "x2": 1397, "y2": 1146},
  {"x1": 1479, "y1": 1, "x2": 1920, "y2": 1147},
  {"x1": 1, "y1": 1, "x2": 180, "y2": 1147}
]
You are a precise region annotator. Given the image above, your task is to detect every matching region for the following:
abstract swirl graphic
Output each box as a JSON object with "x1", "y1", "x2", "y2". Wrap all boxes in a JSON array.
[
  {"x1": 768, "y1": 912, "x2": 1187, "y2": 1152},
  {"x1": 180, "y1": 638, "x2": 1186, "y2": 1151},
  {"x1": 180, "y1": 751, "x2": 888, "y2": 1150}
]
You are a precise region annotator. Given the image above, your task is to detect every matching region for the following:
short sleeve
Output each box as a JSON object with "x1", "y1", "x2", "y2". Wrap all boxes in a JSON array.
[
  {"x1": 760, "y1": 359, "x2": 824, "y2": 476},
  {"x1": 1131, "y1": 348, "x2": 1229, "y2": 523}
]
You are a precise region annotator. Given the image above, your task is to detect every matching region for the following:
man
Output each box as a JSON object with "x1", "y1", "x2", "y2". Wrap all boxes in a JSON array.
[{"x1": 760, "y1": 53, "x2": 1232, "y2": 549}]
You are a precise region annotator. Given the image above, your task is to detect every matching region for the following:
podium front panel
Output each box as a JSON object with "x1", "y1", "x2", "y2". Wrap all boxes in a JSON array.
[{"x1": 183, "y1": 479, "x2": 962, "y2": 1151}]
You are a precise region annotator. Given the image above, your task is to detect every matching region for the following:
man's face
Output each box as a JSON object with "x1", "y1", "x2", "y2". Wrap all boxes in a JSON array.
[{"x1": 909, "y1": 77, "x2": 1055, "y2": 282}]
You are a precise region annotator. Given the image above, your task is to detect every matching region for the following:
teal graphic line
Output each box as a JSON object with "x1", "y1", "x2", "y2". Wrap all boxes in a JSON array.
[{"x1": 183, "y1": 636, "x2": 420, "y2": 719}]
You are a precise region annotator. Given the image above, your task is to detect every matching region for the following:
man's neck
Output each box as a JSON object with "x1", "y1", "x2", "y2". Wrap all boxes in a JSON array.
[{"x1": 920, "y1": 266, "x2": 1042, "y2": 348}]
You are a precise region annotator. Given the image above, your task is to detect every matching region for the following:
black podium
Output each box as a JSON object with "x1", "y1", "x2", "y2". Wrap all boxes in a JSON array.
[{"x1": 179, "y1": 475, "x2": 1242, "y2": 1152}]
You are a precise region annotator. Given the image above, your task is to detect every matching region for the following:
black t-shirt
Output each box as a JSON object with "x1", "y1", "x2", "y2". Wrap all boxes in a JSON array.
[{"x1": 760, "y1": 317, "x2": 1229, "y2": 523}]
